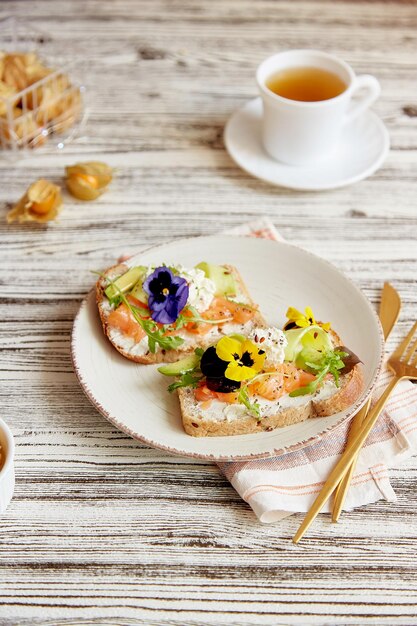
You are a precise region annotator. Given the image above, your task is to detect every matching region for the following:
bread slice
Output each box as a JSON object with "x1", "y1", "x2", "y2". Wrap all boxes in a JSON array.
[
  {"x1": 178, "y1": 364, "x2": 364, "y2": 437},
  {"x1": 96, "y1": 263, "x2": 267, "y2": 364}
]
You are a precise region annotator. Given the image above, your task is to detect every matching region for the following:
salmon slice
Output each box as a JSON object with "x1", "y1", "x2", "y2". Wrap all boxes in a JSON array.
[
  {"x1": 249, "y1": 364, "x2": 316, "y2": 400},
  {"x1": 249, "y1": 373, "x2": 284, "y2": 401},
  {"x1": 185, "y1": 297, "x2": 257, "y2": 335},
  {"x1": 107, "y1": 303, "x2": 147, "y2": 343}
]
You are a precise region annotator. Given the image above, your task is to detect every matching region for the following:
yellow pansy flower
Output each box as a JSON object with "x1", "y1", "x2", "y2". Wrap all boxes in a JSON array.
[
  {"x1": 285, "y1": 306, "x2": 331, "y2": 332},
  {"x1": 216, "y1": 336, "x2": 266, "y2": 382}
]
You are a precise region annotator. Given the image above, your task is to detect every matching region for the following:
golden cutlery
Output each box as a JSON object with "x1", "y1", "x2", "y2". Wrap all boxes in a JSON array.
[
  {"x1": 332, "y1": 283, "x2": 401, "y2": 521},
  {"x1": 293, "y1": 320, "x2": 417, "y2": 544}
]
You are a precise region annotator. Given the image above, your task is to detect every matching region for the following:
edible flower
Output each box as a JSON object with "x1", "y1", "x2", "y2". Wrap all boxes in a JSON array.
[
  {"x1": 143, "y1": 266, "x2": 189, "y2": 324},
  {"x1": 215, "y1": 336, "x2": 266, "y2": 382},
  {"x1": 285, "y1": 306, "x2": 331, "y2": 332}
]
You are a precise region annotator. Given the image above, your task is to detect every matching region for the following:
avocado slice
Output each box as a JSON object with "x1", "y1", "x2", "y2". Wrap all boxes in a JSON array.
[
  {"x1": 196, "y1": 262, "x2": 237, "y2": 297},
  {"x1": 104, "y1": 266, "x2": 146, "y2": 300},
  {"x1": 158, "y1": 353, "x2": 200, "y2": 376}
]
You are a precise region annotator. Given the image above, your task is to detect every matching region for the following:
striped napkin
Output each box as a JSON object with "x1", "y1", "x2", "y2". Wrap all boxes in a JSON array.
[{"x1": 217, "y1": 218, "x2": 417, "y2": 522}]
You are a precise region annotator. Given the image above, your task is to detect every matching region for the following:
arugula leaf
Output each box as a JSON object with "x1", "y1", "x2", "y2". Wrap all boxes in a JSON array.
[
  {"x1": 238, "y1": 385, "x2": 261, "y2": 418},
  {"x1": 168, "y1": 372, "x2": 203, "y2": 393},
  {"x1": 225, "y1": 297, "x2": 258, "y2": 311},
  {"x1": 133, "y1": 314, "x2": 184, "y2": 353},
  {"x1": 127, "y1": 316, "x2": 184, "y2": 353},
  {"x1": 194, "y1": 347, "x2": 204, "y2": 357},
  {"x1": 289, "y1": 349, "x2": 348, "y2": 397}
]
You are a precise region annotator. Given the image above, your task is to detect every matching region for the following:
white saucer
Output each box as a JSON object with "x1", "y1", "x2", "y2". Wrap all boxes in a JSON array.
[{"x1": 224, "y1": 97, "x2": 389, "y2": 191}]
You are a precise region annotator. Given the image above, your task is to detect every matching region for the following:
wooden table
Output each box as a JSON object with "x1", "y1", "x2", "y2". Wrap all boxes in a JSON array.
[{"x1": 1, "y1": 1, "x2": 416, "y2": 624}]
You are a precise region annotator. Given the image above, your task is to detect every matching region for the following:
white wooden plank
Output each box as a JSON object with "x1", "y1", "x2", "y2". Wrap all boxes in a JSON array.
[{"x1": 0, "y1": 1, "x2": 417, "y2": 624}]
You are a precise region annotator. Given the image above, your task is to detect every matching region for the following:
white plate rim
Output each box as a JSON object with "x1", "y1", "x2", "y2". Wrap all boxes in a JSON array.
[
  {"x1": 224, "y1": 97, "x2": 390, "y2": 191},
  {"x1": 71, "y1": 235, "x2": 384, "y2": 461}
]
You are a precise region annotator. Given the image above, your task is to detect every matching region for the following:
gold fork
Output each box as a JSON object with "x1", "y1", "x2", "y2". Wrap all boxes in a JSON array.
[
  {"x1": 293, "y1": 320, "x2": 417, "y2": 544},
  {"x1": 332, "y1": 282, "x2": 401, "y2": 521}
]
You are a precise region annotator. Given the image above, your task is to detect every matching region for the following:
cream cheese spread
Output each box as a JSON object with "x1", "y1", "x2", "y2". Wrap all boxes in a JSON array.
[{"x1": 249, "y1": 326, "x2": 287, "y2": 368}]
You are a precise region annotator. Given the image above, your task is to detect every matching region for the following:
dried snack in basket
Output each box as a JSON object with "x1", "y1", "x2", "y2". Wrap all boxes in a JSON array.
[
  {"x1": 30, "y1": 74, "x2": 70, "y2": 116},
  {"x1": 51, "y1": 88, "x2": 82, "y2": 133},
  {"x1": 7, "y1": 179, "x2": 62, "y2": 224},
  {"x1": 0, "y1": 81, "x2": 17, "y2": 116},
  {"x1": 0, "y1": 52, "x2": 5, "y2": 79},
  {"x1": 0, "y1": 51, "x2": 82, "y2": 149},
  {"x1": 0, "y1": 108, "x2": 46, "y2": 148},
  {"x1": 2, "y1": 54, "x2": 28, "y2": 91},
  {"x1": 66, "y1": 161, "x2": 113, "y2": 201}
]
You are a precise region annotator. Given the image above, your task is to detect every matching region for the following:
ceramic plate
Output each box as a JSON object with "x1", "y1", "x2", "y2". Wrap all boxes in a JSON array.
[{"x1": 71, "y1": 236, "x2": 384, "y2": 461}]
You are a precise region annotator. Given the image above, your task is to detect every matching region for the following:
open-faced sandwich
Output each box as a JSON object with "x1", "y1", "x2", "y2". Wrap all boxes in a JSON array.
[
  {"x1": 158, "y1": 306, "x2": 364, "y2": 437},
  {"x1": 96, "y1": 261, "x2": 266, "y2": 363}
]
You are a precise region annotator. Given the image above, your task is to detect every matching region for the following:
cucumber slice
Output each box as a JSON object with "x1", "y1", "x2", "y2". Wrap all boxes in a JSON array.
[
  {"x1": 130, "y1": 279, "x2": 148, "y2": 303},
  {"x1": 105, "y1": 266, "x2": 146, "y2": 300},
  {"x1": 158, "y1": 353, "x2": 200, "y2": 376},
  {"x1": 196, "y1": 262, "x2": 237, "y2": 297},
  {"x1": 284, "y1": 325, "x2": 333, "y2": 362}
]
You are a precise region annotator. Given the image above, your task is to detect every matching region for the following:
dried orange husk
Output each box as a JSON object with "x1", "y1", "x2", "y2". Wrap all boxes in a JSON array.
[
  {"x1": 3, "y1": 54, "x2": 28, "y2": 91},
  {"x1": 31, "y1": 74, "x2": 70, "y2": 120},
  {"x1": 0, "y1": 108, "x2": 34, "y2": 141},
  {"x1": 20, "y1": 52, "x2": 38, "y2": 68},
  {"x1": 65, "y1": 161, "x2": 113, "y2": 200},
  {"x1": 66, "y1": 161, "x2": 113, "y2": 187},
  {"x1": 7, "y1": 179, "x2": 62, "y2": 224},
  {"x1": 0, "y1": 80, "x2": 17, "y2": 116},
  {"x1": 0, "y1": 79, "x2": 17, "y2": 100},
  {"x1": 4, "y1": 52, "x2": 49, "y2": 87},
  {"x1": 49, "y1": 87, "x2": 81, "y2": 132},
  {"x1": 66, "y1": 174, "x2": 103, "y2": 201},
  {"x1": 0, "y1": 50, "x2": 82, "y2": 148},
  {"x1": 26, "y1": 64, "x2": 52, "y2": 87},
  {"x1": 0, "y1": 108, "x2": 47, "y2": 148},
  {"x1": 27, "y1": 179, "x2": 62, "y2": 214},
  {"x1": 0, "y1": 52, "x2": 6, "y2": 80},
  {"x1": 14, "y1": 110, "x2": 39, "y2": 141}
]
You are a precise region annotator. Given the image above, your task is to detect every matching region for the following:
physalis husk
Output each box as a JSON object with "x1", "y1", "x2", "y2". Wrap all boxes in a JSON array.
[
  {"x1": 65, "y1": 161, "x2": 113, "y2": 201},
  {"x1": 7, "y1": 179, "x2": 62, "y2": 224}
]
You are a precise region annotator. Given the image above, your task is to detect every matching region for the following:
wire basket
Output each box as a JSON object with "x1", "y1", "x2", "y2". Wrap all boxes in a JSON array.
[{"x1": 0, "y1": 17, "x2": 88, "y2": 153}]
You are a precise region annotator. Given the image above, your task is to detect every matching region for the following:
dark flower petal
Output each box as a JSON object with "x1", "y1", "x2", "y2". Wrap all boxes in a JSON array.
[
  {"x1": 206, "y1": 377, "x2": 241, "y2": 393},
  {"x1": 174, "y1": 280, "x2": 189, "y2": 312},
  {"x1": 200, "y1": 346, "x2": 228, "y2": 379},
  {"x1": 143, "y1": 267, "x2": 173, "y2": 296},
  {"x1": 148, "y1": 295, "x2": 167, "y2": 312},
  {"x1": 148, "y1": 280, "x2": 167, "y2": 303}
]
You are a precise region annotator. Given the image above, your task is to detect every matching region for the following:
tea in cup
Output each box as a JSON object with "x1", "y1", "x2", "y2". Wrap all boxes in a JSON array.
[{"x1": 257, "y1": 50, "x2": 381, "y2": 166}]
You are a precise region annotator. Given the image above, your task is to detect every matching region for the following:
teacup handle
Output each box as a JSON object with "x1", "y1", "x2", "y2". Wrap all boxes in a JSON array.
[{"x1": 344, "y1": 74, "x2": 381, "y2": 125}]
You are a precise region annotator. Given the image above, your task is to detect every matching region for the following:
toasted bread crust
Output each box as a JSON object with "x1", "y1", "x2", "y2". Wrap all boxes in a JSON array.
[
  {"x1": 178, "y1": 364, "x2": 364, "y2": 437},
  {"x1": 96, "y1": 263, "x2": 267, "y2": 364},
  {"x1": 313, "y1": 365, "x2": 364, "y2": 417}
]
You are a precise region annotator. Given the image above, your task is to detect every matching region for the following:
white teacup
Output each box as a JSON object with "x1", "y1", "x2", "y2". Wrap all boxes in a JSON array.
[
  {"x1": 257, "y1": 50, "x2": 381, "y2": 166},
  {"x1": 0, "y1": 418, "x2": 15, "y2": 514}
]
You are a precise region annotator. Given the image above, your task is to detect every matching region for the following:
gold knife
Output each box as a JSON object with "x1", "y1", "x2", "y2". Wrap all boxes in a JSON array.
[{"x1": 332, "y1": 282, "x2": 401, "y2": 521}]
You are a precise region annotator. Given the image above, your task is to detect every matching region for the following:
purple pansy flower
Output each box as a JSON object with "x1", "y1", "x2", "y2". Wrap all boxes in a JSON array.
[{"x1": 143, "y1": 266, "x2": 189, "y2": 324}]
